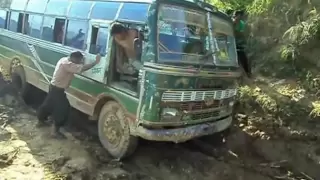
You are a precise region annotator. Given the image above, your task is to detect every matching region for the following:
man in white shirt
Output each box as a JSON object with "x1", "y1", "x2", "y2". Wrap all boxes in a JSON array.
[{"x1": 37, "y1": 51, "x2": 101, "y2": 139}]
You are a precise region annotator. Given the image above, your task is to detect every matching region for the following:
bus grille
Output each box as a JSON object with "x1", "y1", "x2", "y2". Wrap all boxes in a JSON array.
[
  {"x1": 161, "y1": 89, "x2": 237, "y2": 102},
  {"x1": 190, "y1": 110, "x2": 221, "y2": 120}
]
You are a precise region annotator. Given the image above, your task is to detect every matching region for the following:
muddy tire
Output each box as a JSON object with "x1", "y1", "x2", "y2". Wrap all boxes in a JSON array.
[
  {"x1": 11, "y1": 65, "x2": 30, "y2": 100},
  {"x1": 98, "y1": 101, "x2": 138, "y2": 159}
]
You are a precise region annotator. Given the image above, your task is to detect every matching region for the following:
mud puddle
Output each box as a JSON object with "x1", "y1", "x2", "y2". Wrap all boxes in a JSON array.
[{"x1": 0, "y1": 72, "x2": 320, "y2": 180}]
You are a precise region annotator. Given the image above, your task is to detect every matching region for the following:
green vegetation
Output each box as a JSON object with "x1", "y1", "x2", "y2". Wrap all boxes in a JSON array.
[
  {"x1": 209, "y1": 0, "x2": 273, "y2": 15},
  {"x1": 207, "y1": 0, "x2": 320, "y2": 135}
]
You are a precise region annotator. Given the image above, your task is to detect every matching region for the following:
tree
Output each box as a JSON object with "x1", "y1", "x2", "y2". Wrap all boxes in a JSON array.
[{"x1": 0, "y1": 0, "x2": 12, "y2": 8}]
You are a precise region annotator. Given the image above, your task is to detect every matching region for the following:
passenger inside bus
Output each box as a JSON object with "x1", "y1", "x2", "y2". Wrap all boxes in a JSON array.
[
  {"x1": 53, "y1": 20, "x2": 65, "y2": 43},
  {"x1": 69, "y1": 29, "x2": 85, "y2": 49},
  {"x1": 23, "y1": 14, "x2": 29, "y2": 35},
  {"x1": 110, "y1": 23, "x2": 142, "y2": 75}
]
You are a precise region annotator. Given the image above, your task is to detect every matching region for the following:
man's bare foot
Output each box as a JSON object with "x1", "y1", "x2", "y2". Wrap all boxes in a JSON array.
[
  {"x1": 51, "y1": 125, "x2": 66, "y2": 139},
  {"x1": 36, "y1": 121, "x2": 50, "y2": 128},
  {"x1": 51, "y1": 131, "x2": 67, "y2": 139}
]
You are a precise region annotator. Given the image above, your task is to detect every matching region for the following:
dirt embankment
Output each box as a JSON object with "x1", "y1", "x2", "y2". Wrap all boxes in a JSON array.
[{"x1": 0, "y1": 68, "x2": 320, "y2": 180}]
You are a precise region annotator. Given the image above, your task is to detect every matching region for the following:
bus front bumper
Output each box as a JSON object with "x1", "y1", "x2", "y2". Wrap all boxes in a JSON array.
[{"x1": 134, "y1": 116, "x2": 232, "y2": 143}]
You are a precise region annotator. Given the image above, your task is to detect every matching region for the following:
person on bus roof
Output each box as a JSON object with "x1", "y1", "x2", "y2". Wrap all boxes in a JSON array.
[
  {"x1": 36, "y1": 51, "x2": 100, "y2": 139},
  {"x1": 110, "y1": 23, "x2": 142, "y2": 75},
  {"x1": 233, "y1": 10, "x2": 251, "y2": 78}
]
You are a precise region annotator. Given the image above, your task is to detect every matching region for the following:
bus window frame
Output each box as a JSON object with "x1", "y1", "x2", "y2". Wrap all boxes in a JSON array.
[
  {"x1": 88, "y1": 20, "x2": 112, "y2": 52},
  {"x1": 41, "y1": 16, "x2": 67, "y2": 45},
  {"x1": 25, "y1": 0, "x2": 48, "y2": 14},
  {"x1": 156, "y1": 4, "x2": 210, "y2": 64},
  {"x1": 45, "y1": 0, "x2": 71, "y2": 17},
  {"x1": 87, "y1": 22, "x2": 111, "y2": 56},
  {"x1": 64, "y1": 19, "x2": 89, "y2": 50},
  {"x1": 24, "y1": 13, "x2": 44, "y2": 38},
  {"x1": 0, "y1": 9, "x2": 9, "y2": 29},
  {"x1": 90, "y1": 1, "x2": 122, "y2": 20},
  {"x1": 117, "y1": 2, "x2": 150, "y2": 23},
  {"x1": 8, "y1": 11, "x2": 24, "y2": 33},
  {"x1": 10, "y1": 0, "x2": 28, "y2": 11},
  {"x1": 68, "y1": 1, "x2": 94, "y2": 19}
]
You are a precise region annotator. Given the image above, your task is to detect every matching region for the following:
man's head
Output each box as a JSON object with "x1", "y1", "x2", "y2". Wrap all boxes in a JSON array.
[
  {"x1": 69, "y1": 51, "x2": 84, "y2": 64},
  {"x1": 233, "y1": 10, "x2": 244, "y2": 22},
  {"x1": 110, "y1": 23, "x2": 128, "y2": 40}
]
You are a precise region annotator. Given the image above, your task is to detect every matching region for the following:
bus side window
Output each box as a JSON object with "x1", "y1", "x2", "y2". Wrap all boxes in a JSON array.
[
  {"x1": 24, "y1": 14, "x2": 42, "y2": 38},
  {"x1": 45, "y1": 0, "x2": 70, "y2": 16},
  {"x1": 25, "y1": 0, "x2": 47, "y2": 14},
  {"x1": 68, "y1": 1, "x2": 93, "y2": 19},
  {"x1": 64, "y1": 20, "x2": 88, "y2": 50},
  {"x1": 10, "y1": 0, "x2": 28, "y2": 11},
  {"x1": 53, "y1": 18, "x2": 66, "y2": 44},
  {"x1": 118, "y1": 3, "x2": 149, "y2": 22},
  {"x1": 0, "y1": 10, "x2": 8, "y2": 29},
  {"x1": 22, "y1": 14, "x2": 29, "y2": 34},
  {"x1": 89, "y1": 26, "x2": 109, "y2": 56},
  {"x1": 8, "y1": 11, "x2": 24, "y2": 33},
  {"x1": 91, "y1": 2, "x2": 120, "y2": 20},
  {"x1": 41, "y1": 16, "x2": 66, "y2": 44}
]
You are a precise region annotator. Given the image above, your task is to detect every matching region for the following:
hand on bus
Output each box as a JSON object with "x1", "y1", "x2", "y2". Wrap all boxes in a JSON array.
[{"x1": 95, "y1": 54, "x2": 101, "y2": 64}]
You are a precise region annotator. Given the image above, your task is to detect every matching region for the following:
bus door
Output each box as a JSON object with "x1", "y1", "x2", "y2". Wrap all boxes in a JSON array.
[{"x1": 83, "y1": 20, "x2": 112, "y2": 83}]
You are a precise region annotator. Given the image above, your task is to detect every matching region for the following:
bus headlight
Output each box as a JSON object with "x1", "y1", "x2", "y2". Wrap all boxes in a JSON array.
[
  {"x1": 229, "y1": 101, "x2": 234, "y2": 107},
  {"x1": 161, "y1": 108, "x2": 179, "y2": 117}
]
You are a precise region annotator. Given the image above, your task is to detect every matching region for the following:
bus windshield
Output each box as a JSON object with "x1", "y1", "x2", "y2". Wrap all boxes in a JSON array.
[
  {"x1": 210, "y1": 15, "x2": 238, "y2": 66},
  {"x1": 157, "y1": 5, "x2": 212, "y2": 65}
]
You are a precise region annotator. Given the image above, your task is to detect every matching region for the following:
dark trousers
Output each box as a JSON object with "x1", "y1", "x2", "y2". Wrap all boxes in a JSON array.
[
  {"x1": 37, "y1": 84, "x2": 70, "y2": 128},
  {"x1": 237, "y1": 50, "x2": 251, "y2": 76}
]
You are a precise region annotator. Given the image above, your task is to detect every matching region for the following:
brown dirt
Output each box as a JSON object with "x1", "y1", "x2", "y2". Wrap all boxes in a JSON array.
[{"x1": 0, "y1": 71, "x2": 320, "y2": 180}]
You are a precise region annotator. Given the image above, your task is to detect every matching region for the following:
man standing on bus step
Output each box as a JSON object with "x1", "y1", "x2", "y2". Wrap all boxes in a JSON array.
[
  {"x1": 110, "y1": 23, "x2": 142, "y2": 74},
  {"x1": 37, "y1": 51, "x2": 101, "y2": 139},
  {"x1": 233, "y1": 10, "x2": 252, "y2": 78}
]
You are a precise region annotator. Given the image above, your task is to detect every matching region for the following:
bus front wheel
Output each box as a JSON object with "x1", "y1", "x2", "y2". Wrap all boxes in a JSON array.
[{"x1": 98, "y1": 101, "x2": 138, "y2": 159}]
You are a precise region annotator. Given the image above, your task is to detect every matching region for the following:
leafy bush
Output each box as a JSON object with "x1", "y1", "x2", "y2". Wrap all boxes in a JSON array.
[{"x1": 209, "y1": 0, "x2": 273, "y2": 15}]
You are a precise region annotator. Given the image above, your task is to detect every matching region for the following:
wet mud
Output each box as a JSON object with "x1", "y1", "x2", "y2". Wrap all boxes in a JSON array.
[{"x1": 0, "y1": 71, "x2": 319, "y2": 180}]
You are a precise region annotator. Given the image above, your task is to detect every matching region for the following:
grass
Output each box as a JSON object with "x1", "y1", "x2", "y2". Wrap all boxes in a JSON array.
[
  {"x1": 310, "y1": 101, "x2": 320, "y2": 118},
  {"x1": 236, "y1": 0, "x2": 320, "y2": 121},
  {"x1": 237, "y1": 77, "x2": 319, "y2": 137},
  {"x1": 238, "y1": 85, "x2": 277, "y2": 113}
]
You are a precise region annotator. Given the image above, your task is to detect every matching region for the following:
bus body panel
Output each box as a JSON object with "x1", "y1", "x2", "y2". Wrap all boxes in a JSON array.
[
  {"x1": 0, "y1": 29, "x2": 139, "y2": 117},
  {"x1": 0, "y1": 0, "x2": 240, "y2": 143},
  {"x1": 139, "y1": 70, "x2": 238, "y2": 124}
]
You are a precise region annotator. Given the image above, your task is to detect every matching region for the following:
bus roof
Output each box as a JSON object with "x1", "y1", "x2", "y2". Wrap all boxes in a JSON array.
[
  {"x1": 90, "y1": 0, "x2": 153, "y2": 3},
  {"x1": 1, "y1": 0, "x2": 221, "y2": 10}
]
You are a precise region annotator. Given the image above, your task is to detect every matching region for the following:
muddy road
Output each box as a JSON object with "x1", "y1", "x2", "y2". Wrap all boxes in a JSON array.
[{"x1": 0, "y1": 73, "x2": 319, "y2": 180}]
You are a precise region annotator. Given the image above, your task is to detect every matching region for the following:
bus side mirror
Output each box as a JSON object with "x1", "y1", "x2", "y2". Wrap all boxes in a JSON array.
[{"x1": 134, "y1": 38, "x2": 142, "y2": 60}]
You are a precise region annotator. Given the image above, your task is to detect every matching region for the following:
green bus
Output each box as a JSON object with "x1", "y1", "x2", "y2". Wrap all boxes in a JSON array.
[{"x1": 0, "y1": 0, "x2": 241, "y2": 159}]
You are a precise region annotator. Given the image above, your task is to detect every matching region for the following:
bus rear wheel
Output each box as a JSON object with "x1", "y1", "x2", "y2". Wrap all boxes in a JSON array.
[
  {"x1": 10, "y1": 66, "x2": 31, "y2": 101},
  {"x1": 98, "y1": 101, "x2": 138, "y2": 159}
]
